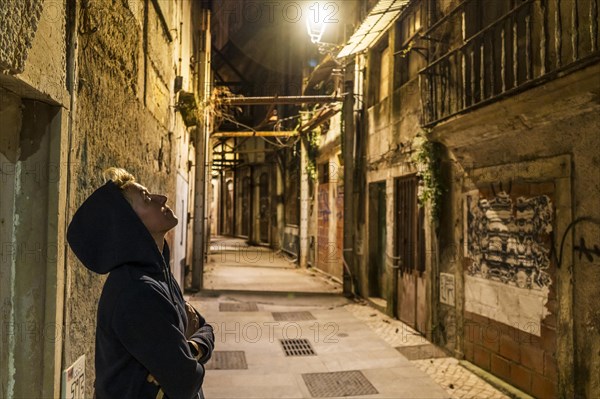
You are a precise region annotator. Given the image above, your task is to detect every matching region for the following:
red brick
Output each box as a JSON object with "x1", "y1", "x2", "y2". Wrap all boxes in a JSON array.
[
  {"x1": 467, "y1": 311, "x2": 490, "y2": 326},
  {"x1": 474, "y1": 345, "x2": 491, "y2": 370},
  {"x1": 521, "y1": 344, "x2": 545, "y2": 374},
  {"x1": 510, "y1": 363, "x2": 532, "y2": 392},
  {"x1": 540, "y1": 325, "x2": 557, "y2": 352},
  {"x1": 531, "y1": 374, "x2": 558, "y2": 399},
  {"x1": 516, "y1": 327, "x2": 536, "y2": 344},
  {"x1": 529, "y1": 333, "x2": 542, "y2": 346},
  {"x1": 482, "y1": 324, "x2": 501, "y2": 351},
  {"x1": 544, "y1": 352, "x2": 558, "y2": 379},
  {"x1": 544, "y1": 298, "x2": 558, "y2": 313},
  {"x1": 499, "y1": 335, "x2": 521, "y2": 362},
  {"x1": 491, "y1": 354, "x2": 511, "y2": 380},
  {"x1": 541, "y1": 312, "x2": 557, "y2": 329},
  {"x1": 464, "y1": 321, "x2": 482, "y2": 344},
  {"x1": 464, "y1": 341, "x2": 474, "y2": 362},
  {"x1": 529, "y1": 182, "x2": 555, "y2": 196}
]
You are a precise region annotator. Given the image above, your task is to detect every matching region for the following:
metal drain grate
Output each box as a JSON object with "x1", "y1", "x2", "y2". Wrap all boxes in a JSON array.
[
  {"x1": 272, "y1": 311, "x2": 316, "y2": 321},
  {"x1": 302, "y1": 370, "x2": 378, "y2": 397},
  {"x1": 280, "y1": 338, "x2": 316, "y2": 356},
  {"x1": 396, "y1": 344, "x2": 447, "y2": 360},
  {"x1": 219, "y1": 302, "x2": 258, "y2": 312},
  {"x1": 204, "y1": 351, "x2": 248, "y2": 370}
]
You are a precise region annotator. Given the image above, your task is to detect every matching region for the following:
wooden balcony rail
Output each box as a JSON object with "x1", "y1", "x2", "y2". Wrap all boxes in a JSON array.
[{"x1": 420, "y1": 0, "x2": 600, "y2": 127}]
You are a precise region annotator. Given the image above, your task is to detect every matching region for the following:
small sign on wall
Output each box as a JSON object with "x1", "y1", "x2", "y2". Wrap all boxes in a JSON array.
[
  {"x1": 440, "y1": 273, "x2": 455, "y2": 306},
  {"x1": 62, "y1": 355, "x2": 85, "y2": 399}
]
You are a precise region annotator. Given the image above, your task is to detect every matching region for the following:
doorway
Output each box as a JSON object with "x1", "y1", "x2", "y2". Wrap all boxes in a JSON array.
[
  {"x1": 0, "y1": 92, "x2": 66, "y2": 397},
  {"x1": 259, "y1": 172, "x2": 270, "y2": 244},
  {"x1": 368, "y1": 182, "x2": 387, "y2": 300},
  {"x1": 241, "y1": 176, "x2": 251, "y2": 237}
]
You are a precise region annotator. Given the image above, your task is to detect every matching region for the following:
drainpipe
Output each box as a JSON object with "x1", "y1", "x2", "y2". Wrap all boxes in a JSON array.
[
  {"x1": 342, "y1": 72, "x2": 356, "y2": 297},
  {"x1": 299, "y1": 127, "x2": 309, "y2": 268},
  {"x1": 52, "y1": 0, "x2": 79, "y2": 396},
  {"x1": 191, "y1": 8, "x2": 211, "y2": 290}
]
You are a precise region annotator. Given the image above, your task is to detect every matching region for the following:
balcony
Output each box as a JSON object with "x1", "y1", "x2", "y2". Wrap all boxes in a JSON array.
[{"x1": 420, "y1": 0, "x2": 600, "y2": 127}]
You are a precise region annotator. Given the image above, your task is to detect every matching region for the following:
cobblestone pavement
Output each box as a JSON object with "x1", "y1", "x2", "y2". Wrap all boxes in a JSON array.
[{"x1": 343, "y1": 301, "x2": 511, "y2": 399}]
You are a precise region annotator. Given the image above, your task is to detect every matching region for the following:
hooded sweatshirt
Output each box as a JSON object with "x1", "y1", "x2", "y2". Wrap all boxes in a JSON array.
[{"x1": 67, "y1": 181, "x2": 214, "y2": 399}]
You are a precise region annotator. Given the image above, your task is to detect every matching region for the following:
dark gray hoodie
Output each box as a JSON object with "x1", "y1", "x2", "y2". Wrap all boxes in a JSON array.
[{"x1": 67, "y1": 181, "x2": 213, "y2": 399}]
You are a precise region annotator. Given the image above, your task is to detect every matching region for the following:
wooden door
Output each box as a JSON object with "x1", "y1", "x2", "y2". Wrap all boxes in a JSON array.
[{"x1": 395, "y1": 176, "x2": 427, "y2": 332}]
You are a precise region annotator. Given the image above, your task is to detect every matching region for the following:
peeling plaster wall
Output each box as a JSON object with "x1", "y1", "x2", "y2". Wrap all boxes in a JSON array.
[
  {"x1": 315, "y1": 112, "x2": 344, "y2": 280},
  {"x1": 1, "y1": 1, "x2": 67, "y2": 397}
]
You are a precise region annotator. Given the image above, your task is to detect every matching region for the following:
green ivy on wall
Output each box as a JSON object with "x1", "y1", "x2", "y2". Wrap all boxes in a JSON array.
[
  {"x1": 304, "y1": 126, "x2": 320, "y2": 181},
  {"x1": 411, "y1": 130, "x2": 444, "y2": 224}
]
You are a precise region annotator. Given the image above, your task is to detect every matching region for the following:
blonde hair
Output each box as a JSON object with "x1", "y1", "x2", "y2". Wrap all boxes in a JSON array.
[{"x1": 103, "y1": 167, "x2": 136, "y2": 190}]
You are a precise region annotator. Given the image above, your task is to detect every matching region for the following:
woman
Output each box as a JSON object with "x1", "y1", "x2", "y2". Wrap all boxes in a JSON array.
[{"x1": 67, "y1": 167, "x2": 214, "y2": 398}]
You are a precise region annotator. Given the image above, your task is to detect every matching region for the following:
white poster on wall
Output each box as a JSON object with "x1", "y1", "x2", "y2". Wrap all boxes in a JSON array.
[
  {"x1": 440, "y1": 273, "x2": 455, "y2": 306},
  {"x1": 463, "y1": 190, "x2": 553, "y2": 336},
  {"x1": 61, "y1": 355, "x2": 85, "y2": 399}
]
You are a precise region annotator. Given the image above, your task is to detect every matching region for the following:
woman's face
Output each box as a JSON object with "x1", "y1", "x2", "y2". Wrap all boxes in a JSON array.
[{"x1": 125, "y1": 182, "x2": 178, "y2": 236}]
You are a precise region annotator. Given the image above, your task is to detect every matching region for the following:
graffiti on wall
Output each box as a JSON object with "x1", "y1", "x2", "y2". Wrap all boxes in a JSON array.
[
  {"x1": 465, "y1": 191, "x2": 553, "y2": 290},
  {"x1": 555, "y1": 216, "x2": 600, "y2": 267},
  {"x1": 318, "y1": 185, "x2": 331, "y2": 222}
]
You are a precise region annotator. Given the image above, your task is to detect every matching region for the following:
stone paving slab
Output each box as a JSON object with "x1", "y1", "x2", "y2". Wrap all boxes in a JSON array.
[
  {"x1": 195, "y1": 239, "x2": 510, "y2": 398},
  {"x1": 204, "y1": 263, "x2": 342, "y2": 293},
  {"x1": 343, "y1": 302, "x2": 511, "y2": 399},
  {"x1": 194, "y1": 294, "x2": 449, "y2": 399}
]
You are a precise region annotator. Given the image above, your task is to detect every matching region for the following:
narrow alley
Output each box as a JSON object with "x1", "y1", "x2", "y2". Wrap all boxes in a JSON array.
[{"x1": 1, "y1": 0, "x2": 599, "y2": 398}]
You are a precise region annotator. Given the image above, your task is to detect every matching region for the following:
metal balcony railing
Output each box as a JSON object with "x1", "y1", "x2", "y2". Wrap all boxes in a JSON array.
[{"x1": 420, "y1": 0, "x2": 600, "y2": 126}]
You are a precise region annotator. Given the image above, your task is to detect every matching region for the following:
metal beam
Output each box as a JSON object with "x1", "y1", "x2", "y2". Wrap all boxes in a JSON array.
[
  {"x1": 211, "y1": 131, "x2": 298, "y2": 138},
  {"x1": 221, "y1": 95, "x2": 343, "y2": 105},
  {"x1": 213, "y1": 148, "x2": 277, "y2": 155}
]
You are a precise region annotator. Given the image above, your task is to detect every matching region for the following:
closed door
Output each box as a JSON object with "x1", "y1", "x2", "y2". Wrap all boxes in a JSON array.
[
  {"x1": 259, "y1": 172, "x2": 270, "y2": 243},
  {"x1": 395, "y1": 175, "x2": 427, "y2": 332}
]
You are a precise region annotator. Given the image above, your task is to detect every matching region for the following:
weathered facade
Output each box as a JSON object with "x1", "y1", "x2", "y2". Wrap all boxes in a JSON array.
[
  {"x1": 0, "y1": 0, "x2": 211, "y2": 396},
  {"x1": 340, "y1": 0, "x2": 599, "y2": 397}
]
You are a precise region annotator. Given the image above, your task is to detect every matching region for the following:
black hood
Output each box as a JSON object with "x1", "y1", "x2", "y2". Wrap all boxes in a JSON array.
[{"x1": 67, "y1": 181, "x2": 166, "y2": 274}]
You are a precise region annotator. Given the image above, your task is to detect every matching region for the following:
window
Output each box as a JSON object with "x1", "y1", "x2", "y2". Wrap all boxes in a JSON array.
[
  {"x1": 284, "y1": 143, "x2": 300, "y2": 225},
  {"x1": 394, "y1": 2, "x2": 426, "y2": 88},
  {"x1": 379, "y1": 46, "x2": 391, "y2": 101}
]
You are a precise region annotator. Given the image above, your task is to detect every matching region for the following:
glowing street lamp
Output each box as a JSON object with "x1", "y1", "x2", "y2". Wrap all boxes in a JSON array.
[{"x1": 305, "y1": 3, "x2": 327, "y2": 44}]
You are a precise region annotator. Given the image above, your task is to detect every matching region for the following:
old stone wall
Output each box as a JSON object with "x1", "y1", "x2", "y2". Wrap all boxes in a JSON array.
[
  {"x1": 0, "y1": 0, "x2": 45, "y2": 74},
  {"x1": 63, "y1": 1, "x2": 183, "y2": 396},
  {"x1": 315, "y1": 113, "x2": 344, "y2": 280},
  {"x1": 1, "y1": 1, "x2": 69, "y2": 397},
  {"x1": 433, "y1": 63, "x2": 600, "y2": 398}
]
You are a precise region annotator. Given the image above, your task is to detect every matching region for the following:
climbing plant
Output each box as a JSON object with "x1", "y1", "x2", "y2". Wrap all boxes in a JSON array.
[
  {"x1": 177, "y1": 91, "x2": 199, "y2": 127},
  {"x1": 303, "y1": 126, "x2": 320, "y2": 181},
  {"x1": 411, "y1": 130, "x2": 444, "y2": 224}
]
